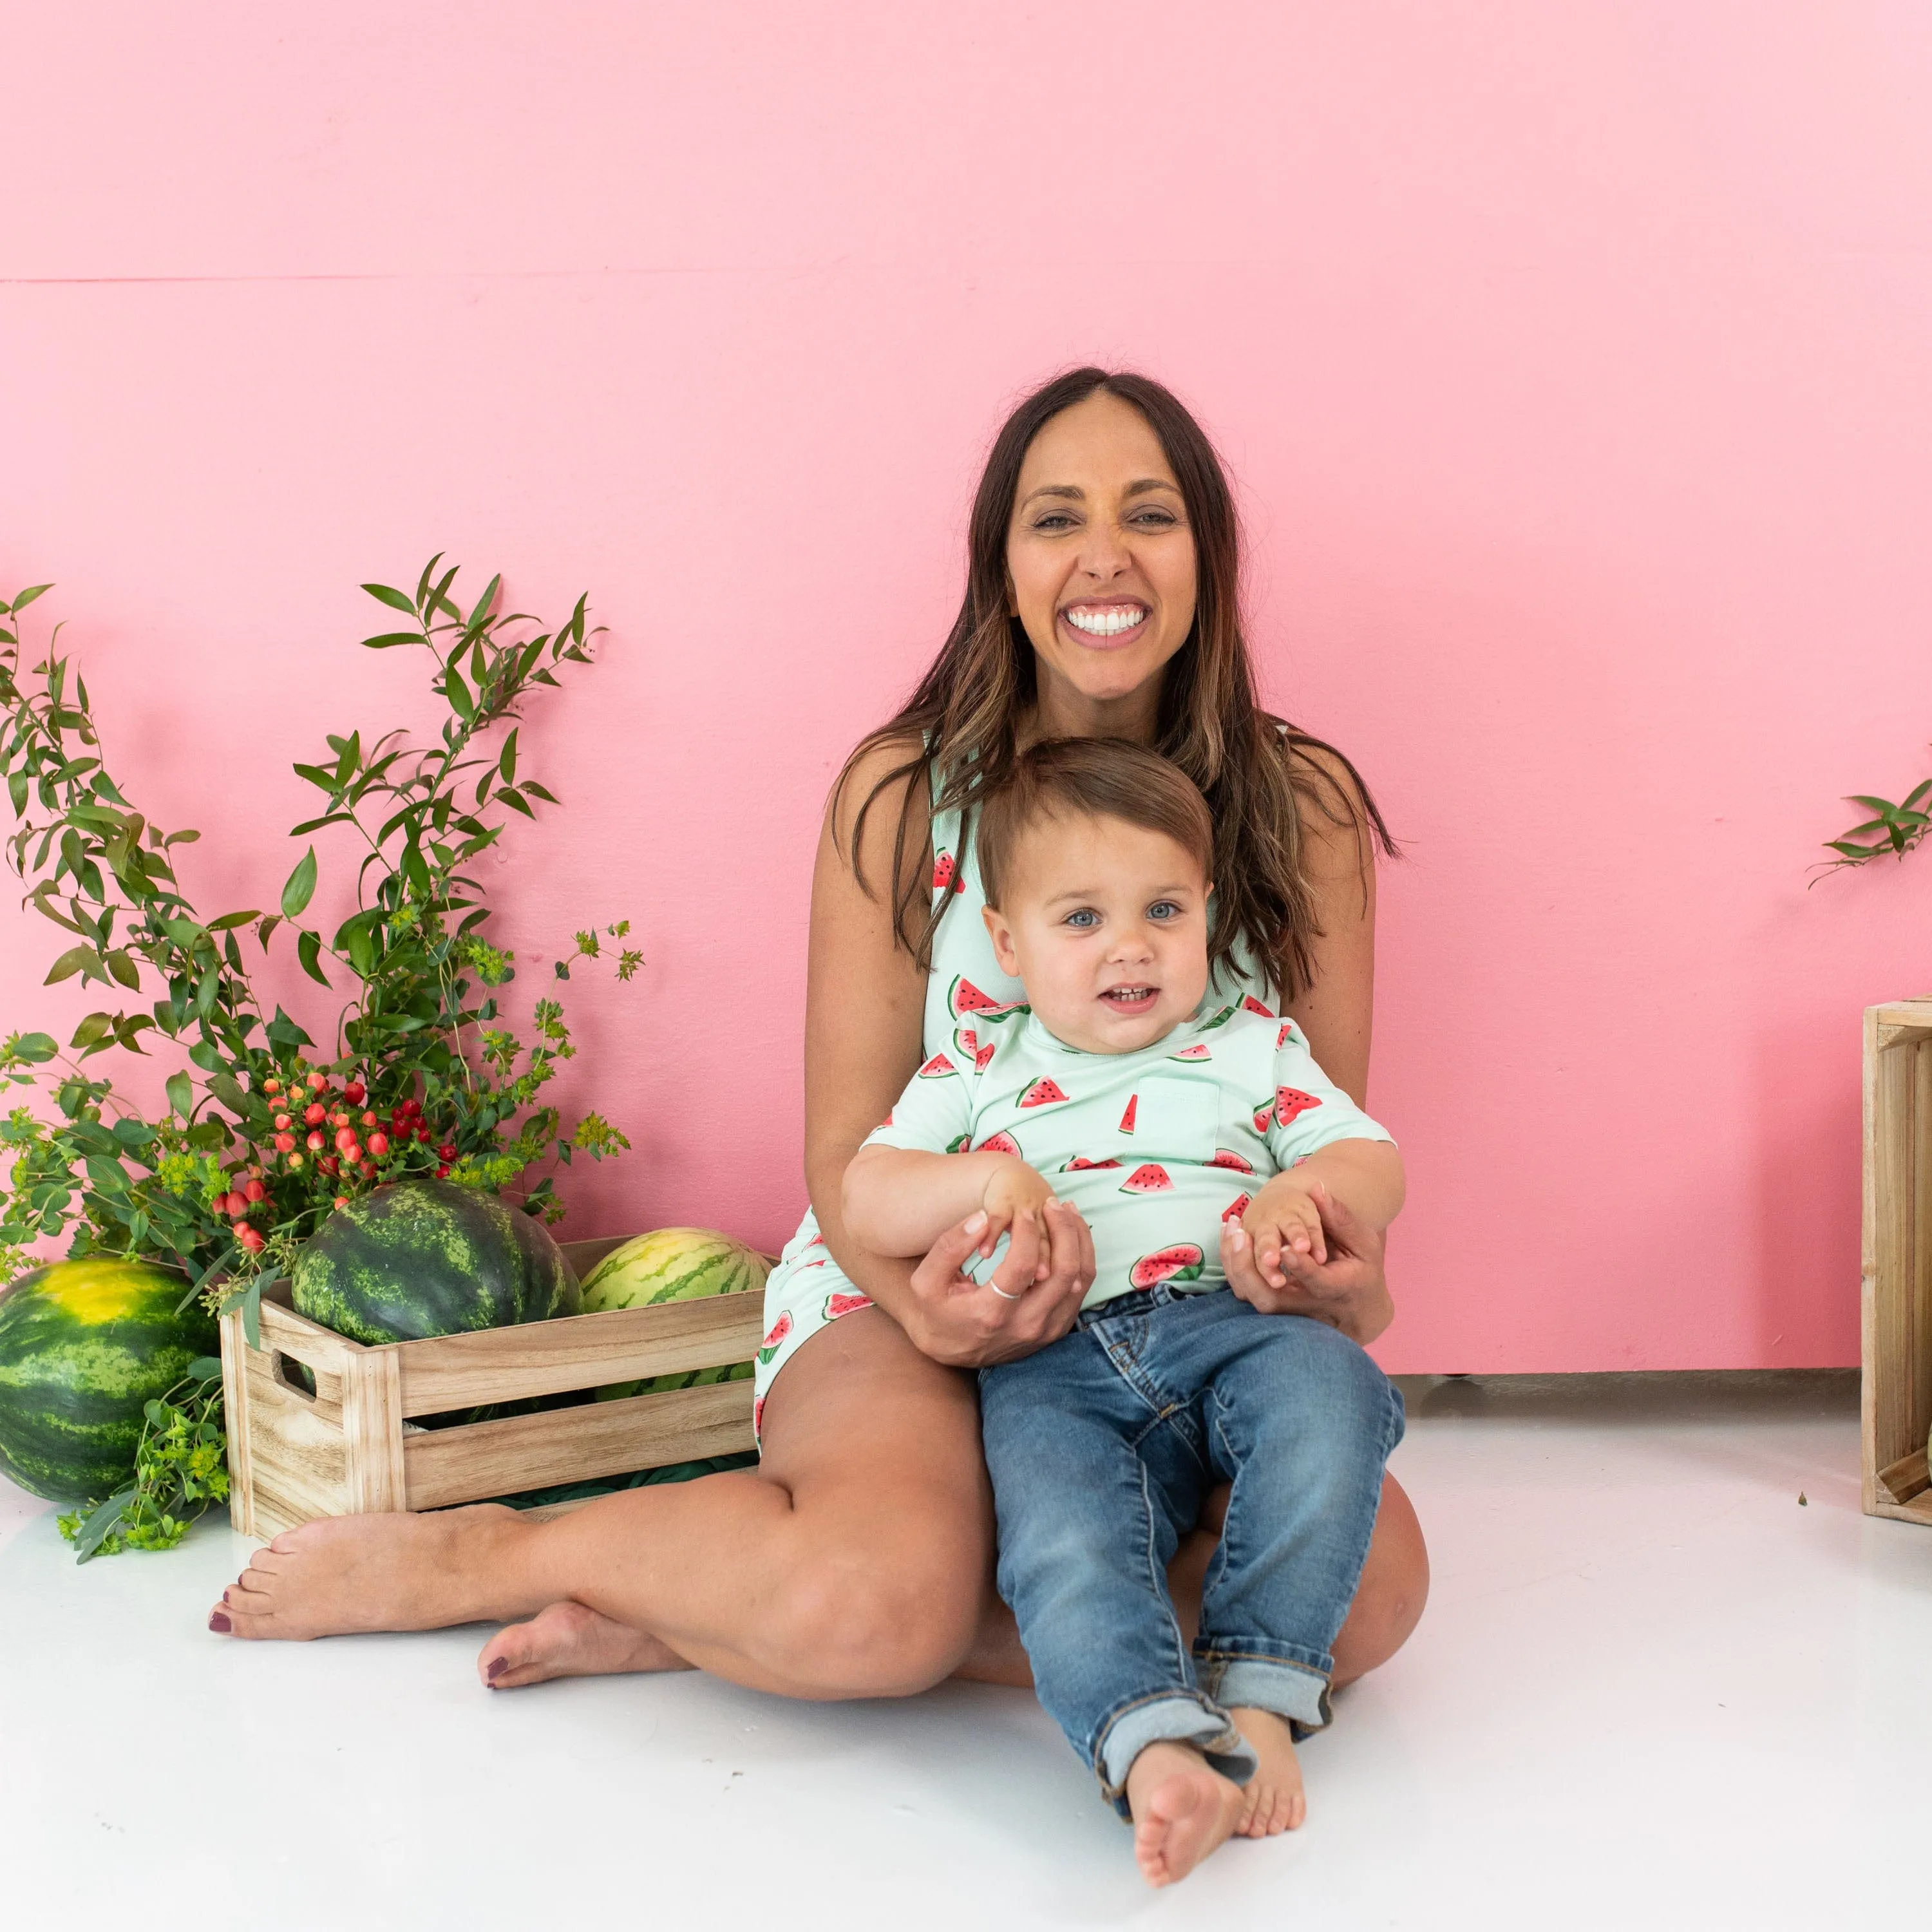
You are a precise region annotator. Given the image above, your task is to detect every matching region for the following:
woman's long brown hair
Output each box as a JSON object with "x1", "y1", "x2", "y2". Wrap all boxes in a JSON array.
[{"x1": 838, "y1": 366, "x2": 1394, "y2": 1002}]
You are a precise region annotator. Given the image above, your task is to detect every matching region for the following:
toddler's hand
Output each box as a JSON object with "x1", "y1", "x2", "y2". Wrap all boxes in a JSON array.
[
  {"x1": 981, "y1": 1159, "x2": 1059, "y2": 1281},
  {"x1": 1242, "y1": 1175, "x2": 1327, "y2": 1289}
]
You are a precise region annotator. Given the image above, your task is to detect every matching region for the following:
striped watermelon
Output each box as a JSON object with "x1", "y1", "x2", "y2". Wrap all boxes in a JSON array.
[
  {"x1": 292, "y1": 1179, "x2": 579, "y2": 1346},
  {"x1": 580, "y1": 1227, "x2": 770, "y2": 1397},
  {"x1": 0, "y1": 1257, "x2": 216, "y2": 1502}
]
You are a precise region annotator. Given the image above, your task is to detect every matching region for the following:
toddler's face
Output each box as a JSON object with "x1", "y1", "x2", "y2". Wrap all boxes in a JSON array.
[{"x1": 982, "y1": 811, "x2": 1211, "y2": 1055}]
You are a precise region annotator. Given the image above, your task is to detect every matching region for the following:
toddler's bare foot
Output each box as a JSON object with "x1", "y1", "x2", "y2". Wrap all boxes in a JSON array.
[
  {"x1": 206, "y1": 1505, "x2": 533, "y2": 1642},
  {"x1": 1229, "y1": 1706, "x2": 1307, "y2": 1835},
  {"x1": 1124, "y1": 1739, "x2": 1247, "y2": 1887},
  {"x1": 478, "y1": 1600, "x2": 694, "y2": 1689}
]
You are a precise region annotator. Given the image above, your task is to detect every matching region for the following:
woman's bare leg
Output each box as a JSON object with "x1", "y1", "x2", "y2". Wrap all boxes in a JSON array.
[
  {"x1": 212, "y1": 1310, "x2": 996, "y2": 1700},
  {"x1": 951, "y1": 1471, "x2": 1429, "y2": 1692}
]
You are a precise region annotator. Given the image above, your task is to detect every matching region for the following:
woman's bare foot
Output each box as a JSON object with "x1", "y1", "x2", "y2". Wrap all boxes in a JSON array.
[
  {"x1": 478, "y1": 1600, "x2": 694, "y2": 1690},
  {"x1": 206, "y1": 1505, "x2": 533, "y2": 1642},
  {"x1": 1123, "y1": 1739, "x2": 1247, "y2": 1887},
  {"x1": 1229, "y1": 1707, "x2": 1307, "y2": 1836}
]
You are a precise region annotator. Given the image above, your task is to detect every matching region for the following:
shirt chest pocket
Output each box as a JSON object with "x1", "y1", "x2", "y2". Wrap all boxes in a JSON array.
[{"x1": 1121, "y1": 1075, "x2": 1220, "y2": 1162}]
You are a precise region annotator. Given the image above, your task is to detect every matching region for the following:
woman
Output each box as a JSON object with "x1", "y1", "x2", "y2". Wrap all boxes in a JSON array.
[{"x1": 207, "y1": 368, "x2": 1429, "y2": 1707}]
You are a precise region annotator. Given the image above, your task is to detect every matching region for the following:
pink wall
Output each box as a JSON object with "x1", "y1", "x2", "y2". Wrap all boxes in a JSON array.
[{"x1": 5, "y1": 3, "x2": 1931, "y2": 1371}]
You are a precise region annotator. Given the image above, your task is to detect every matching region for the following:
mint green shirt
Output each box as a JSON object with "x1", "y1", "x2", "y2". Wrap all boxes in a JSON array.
[{"x1": 864, "y1": 996, "x2": 1393, "y2": 1309}]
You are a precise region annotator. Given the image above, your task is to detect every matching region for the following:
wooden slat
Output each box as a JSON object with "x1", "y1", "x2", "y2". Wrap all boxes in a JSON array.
[
  {"x1": 1876, "y1": 1446, "x2": 1930, "y2": 1506},
  {"x1": 1871, "y1": 999, "x2": 1932, "y2": 1027},
  {"x1": 392, "y1": 1296, "x2": 765, "y2": 1417},
  {"x1": 234, "y1": 1349, "x2": 350, "y2": 1537},
  {"x1": 403, "y1": 1381, "x2": 756, "y2": 1511},
  {"x1": 256, "y1": 1293, "x2": 361, "y2": 1374},
  {"x1": 340, "y1": 1350, "x2": 407, "y2": 1513},
  {"x1": 219, "y1": 1308, "x2": 256, "y2": 1537}
]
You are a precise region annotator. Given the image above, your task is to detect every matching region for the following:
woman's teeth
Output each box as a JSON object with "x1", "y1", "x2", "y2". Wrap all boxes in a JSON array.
[{"x1": 1063, "y1": 606, "x2": 1146, "y2": 637}]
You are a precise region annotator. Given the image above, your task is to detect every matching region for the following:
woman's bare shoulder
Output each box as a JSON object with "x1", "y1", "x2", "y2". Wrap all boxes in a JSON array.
[{"x1": 826, "y1": 728, "x2": 933, "y2": 885}]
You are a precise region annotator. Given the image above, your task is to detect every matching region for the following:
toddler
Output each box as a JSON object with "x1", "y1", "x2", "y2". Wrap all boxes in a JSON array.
[{"x1": 843, "y1": 737, "x2": 1406, "y2": 1888}]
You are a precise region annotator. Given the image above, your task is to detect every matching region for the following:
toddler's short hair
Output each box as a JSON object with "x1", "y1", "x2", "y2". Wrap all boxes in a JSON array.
[{"x1": 974, "y1": 739, "x2": 1215, "y2": 909}]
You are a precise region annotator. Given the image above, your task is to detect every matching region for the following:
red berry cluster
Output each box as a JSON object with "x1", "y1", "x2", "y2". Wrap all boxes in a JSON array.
[{"x1": 251, "y1": 1068, "x2": 460, "y2": 1211}]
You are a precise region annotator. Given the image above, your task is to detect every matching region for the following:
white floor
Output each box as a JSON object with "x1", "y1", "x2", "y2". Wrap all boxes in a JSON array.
[{"x1": 3, "y1": 1371, "x2": 1926, "y2": 1931}]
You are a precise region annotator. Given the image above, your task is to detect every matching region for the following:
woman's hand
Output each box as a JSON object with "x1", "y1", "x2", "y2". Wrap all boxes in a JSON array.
[
  {"x1": 900, "y1": 1197, "x2": 1095, "y2": 1368},
  {"x1": 1221, "y1": 1179, "x2": 1394, "y2": 1345}
]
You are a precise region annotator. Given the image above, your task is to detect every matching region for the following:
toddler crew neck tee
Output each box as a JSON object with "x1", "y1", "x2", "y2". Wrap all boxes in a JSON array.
[{"x1": 863, "y1": 996, "x2": 1394, "y2": 1310}]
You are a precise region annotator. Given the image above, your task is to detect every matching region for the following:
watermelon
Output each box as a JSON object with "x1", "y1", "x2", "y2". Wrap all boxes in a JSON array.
[
  {"x1": 1221, "y1": 1193, "x2": 1253, "y2": 1222},
  {"x1": 1131, "y1": 1244, "x2": 1205, "y2": 1289},
  {"x1": 918, "y1": 1052, "x2": 959, "y2": 1079},
  {"x1": 949, "y1": 976, "x2": 1025, "y2": 1021},
  {"x1": 976, "y1": 1130, "x2": 1021, "y2": 1157},
  {"x1": 1274, "y1": 1087, "x2": 1323, "y2": 1127},
  {"x1": 954, "y1": 1027, "x2": 998, "y2": 1072},
  {"x1": 1207, "y1": 1150, "x2": 1255, "y2": 1173},
  {"x1": 1242, "y1": 996, "x2": 1274, "y2": 1018},
  {"x1": 1121, "y1": 1164, "x2": 1173, "y2": 1193},
  {"x1": 1063, "y1": 1155, "x2": 1119, "y2": 1170},
  {"x1": 1276, "y1": 1022, "x2": 1296, "y2": 1048},
  {"x1": 757, "y1": 1310, "x2": 794, "y2": 1366},
  {"x1": 1018, "y1": 1077, "x2": 1069, "y2": 1108},
  {"x1": 0, "y1": 1257, "x2": 216, "y2": 1502},
  {"x1": 292, "y1": 1179, "x2": 579, "y2": 1347},
  {"x1": 1198, "y1": 1003, "x2": 1238, "y2": 1031},
  {"x1": 579, "y1": 1227, "x2": 770, "y2": 1398},
  {"x1": 933, "y1": 851, "x2": 957, "y2": 893},
  {"x1": 823, "y1": 1291, "x2": 872, "y2": 1320},
  {"x1": 1168, "y1": 1041, "x2": 1211, "y2": 1061},
  {"x1": 1252, "y1": 1099, "x2": 1275, "y2": 1133},
  {"x1": 1119, "y1": 1094, "x2": 1138, "y2": 1133}
]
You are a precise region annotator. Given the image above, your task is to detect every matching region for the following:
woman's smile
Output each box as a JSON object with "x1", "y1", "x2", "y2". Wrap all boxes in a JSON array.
[{"x1": 1060, "y1": 598, "x2": 1151, "y2": 648}]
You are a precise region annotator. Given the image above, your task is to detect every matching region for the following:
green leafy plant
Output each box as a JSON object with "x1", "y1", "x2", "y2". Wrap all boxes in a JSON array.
[
  {"x1": 1821, "y1": 769, "x2": 1932, "y2": 870},
  {"x1": 55, "y1": 1357, "x2": 229, "y2": 1560},
  {"x1": 0, "y1": 559, "x2": 639, "y2": 1331}
]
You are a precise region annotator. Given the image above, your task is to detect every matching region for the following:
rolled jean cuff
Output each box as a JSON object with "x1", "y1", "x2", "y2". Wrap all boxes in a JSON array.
[
  {"x1": 1094, "y1": 1692, "x2": 1259, "y2": 1818},
  {"x1": 1196, "y1": 1648, "x2": 1333, "y2": 1735}
]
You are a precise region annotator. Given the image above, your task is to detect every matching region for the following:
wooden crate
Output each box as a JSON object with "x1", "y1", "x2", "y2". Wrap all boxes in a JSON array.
[
  {"x1": 219, "y1": 1236, "x2": 763, "y2": 1539},
  {"x1": 1863, "y1": 1001, "x2": 1932, "y2": 1526}
]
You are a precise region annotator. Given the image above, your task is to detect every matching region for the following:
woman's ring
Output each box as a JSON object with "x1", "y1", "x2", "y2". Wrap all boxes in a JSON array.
[{"x1": 987, "y1": 1282, "x2": 1023, "y2": 1302}]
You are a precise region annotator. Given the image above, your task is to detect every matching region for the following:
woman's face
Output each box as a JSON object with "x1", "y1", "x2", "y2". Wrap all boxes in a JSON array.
[{"x1": 1005, "y1": 391, "x2": 1198, "y2": 713}]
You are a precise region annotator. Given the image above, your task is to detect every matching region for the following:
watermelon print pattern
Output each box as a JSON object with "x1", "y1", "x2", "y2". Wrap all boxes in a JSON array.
[
  {"x1": 1221, "y1": 1192, "x2": 1253, "y2": 1222},
  {"x1": 1274, "y1": 1087, "x2": 1323, "y2": 1127},
  {"x1": 976, "y1": 1130, "x2": 1021, "y2": 1156},
  {"x1": 1276, "y1": 1022, "x2": 1296, "y2": 1049},
  {"x1": 1018, "y1": 1077, "x2": 1069, "y2": 1108},
  {"x1": 824, "y1": 1291, "x2": 873, "y2": 1320},
  {"x1": 1206, "y1": 1149, "x2": 1255, "y2": 1173},
  {"x1": 954, "y1": 1026, "x2": 998, "y2": 1072},
  {"x1": 756, "y1": 1311, "x2": 794, "y2": 1366},
  {"x1": 1118, "y1": 1094, "x2": 1138, "y2": 1133},
  {"x1": 1198, "y1": 1003, "x2": 1238, "y2": 1031},
  {"x1": 1130, "y1": 1243, "x2": 1206, "y2": 1288},
  {"x1": 949, "y1": 976, "x2": 1025, "y2": 1022},
  {"x1": 1253, "y1": 1099, "x2": 1275, "y2": 1134},
  {"x1": 753, "y1": 1394, "x2": 766, "y2": 1438},
  {"x1": 932, "y1": 851, "x2": 957, "y2": 894},
  {"x1": 1121, "y1": 1164, "x2": 1173, "y2": 1193},
  {"x1": 917, "y1": 1052, "x2": 959, "y2": 1079},
  {"x1": 1168, "y1": 1041, "x2": 1211, "y2": 1061},
  {"x1": 946, "y1": 1132, "x2": 972, "y2": 1153},
  {"x1": 1242, "y1": 996, "x2": 1274, "y2": 1018},
  {"x1": 1063, "y1": 1155, "x2": 1120, "y2": 1170}
]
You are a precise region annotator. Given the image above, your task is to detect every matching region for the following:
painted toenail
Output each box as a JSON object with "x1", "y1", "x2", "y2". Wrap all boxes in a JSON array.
[
  {"x1": 209, "y1": 1612, "x2": 231, "y2": 1633},
  {"x1": 487, "y1": 1656, "x2": 508, "y2": 1680}
]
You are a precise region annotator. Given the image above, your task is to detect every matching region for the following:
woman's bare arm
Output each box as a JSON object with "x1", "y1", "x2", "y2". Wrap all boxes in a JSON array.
[{"x1": 1280, "y1": 746, "x2": 1379, "y2": 1108}]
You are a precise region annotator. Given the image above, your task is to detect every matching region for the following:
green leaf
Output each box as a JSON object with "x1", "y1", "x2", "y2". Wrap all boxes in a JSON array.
[
  {"x1": 164, "y1": 1070, "x2": 193, "y2": 1118},
  {"x1": 444, "y1": 663, "x2": 475, "y2": 721},
  {"x1": 12, "y1": 1032, "x2": 57, "y2": 1063},
  {"x1": 205, "y1": 909, "x2": 261, "y2": 931},
  {"x1": 297, "y1": 928, "x2": 330, "y2": 986},
  {"x1": 265, "y1": 1007, "x2": 312, "y2": 1050},
  {"x1": 361, "y1": 583, "x2": 417, "y2": 614},
  {"x1": 69, "y1": 1012, "x2": 113, "y2": 1052},
  {"x1": 9, "y1": 583, "x2": 52, "y2": 612},
  {"x1": 187, "y1": 1356, "x2": 224, "y2": 1383},
  {"x1": 520, "y1": 781, "x2": 558, "y2": 805},
  {"x1": 281, "y1": 846, "x2": 317, "y2": 918},
  {"x1": 70, "y1": 1488, "x2": 135, "y2": 1564},
  {"x1": 44, "y1": 945, "x2": 96, "y2": 985},
  {"x1": 464, "y1": 574, "x2": 501, "y2": 634},
  {"x1": 105, "y1": 949, "x2": 141, "y2": 990}
]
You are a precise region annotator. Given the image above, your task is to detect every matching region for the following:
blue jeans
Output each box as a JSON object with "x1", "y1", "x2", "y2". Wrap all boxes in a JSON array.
[{"x1": 978, "y1": 1286, "x2": 1405, "y2": 1815}]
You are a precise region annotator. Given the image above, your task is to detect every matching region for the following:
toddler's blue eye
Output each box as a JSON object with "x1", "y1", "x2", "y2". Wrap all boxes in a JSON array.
[
  {"x1": 1148, "y1": 901, "x2": 1182, "y2": 921},
  {"x1": 1065, "y1": 909, "x2": 1100, "y2": 929}
]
